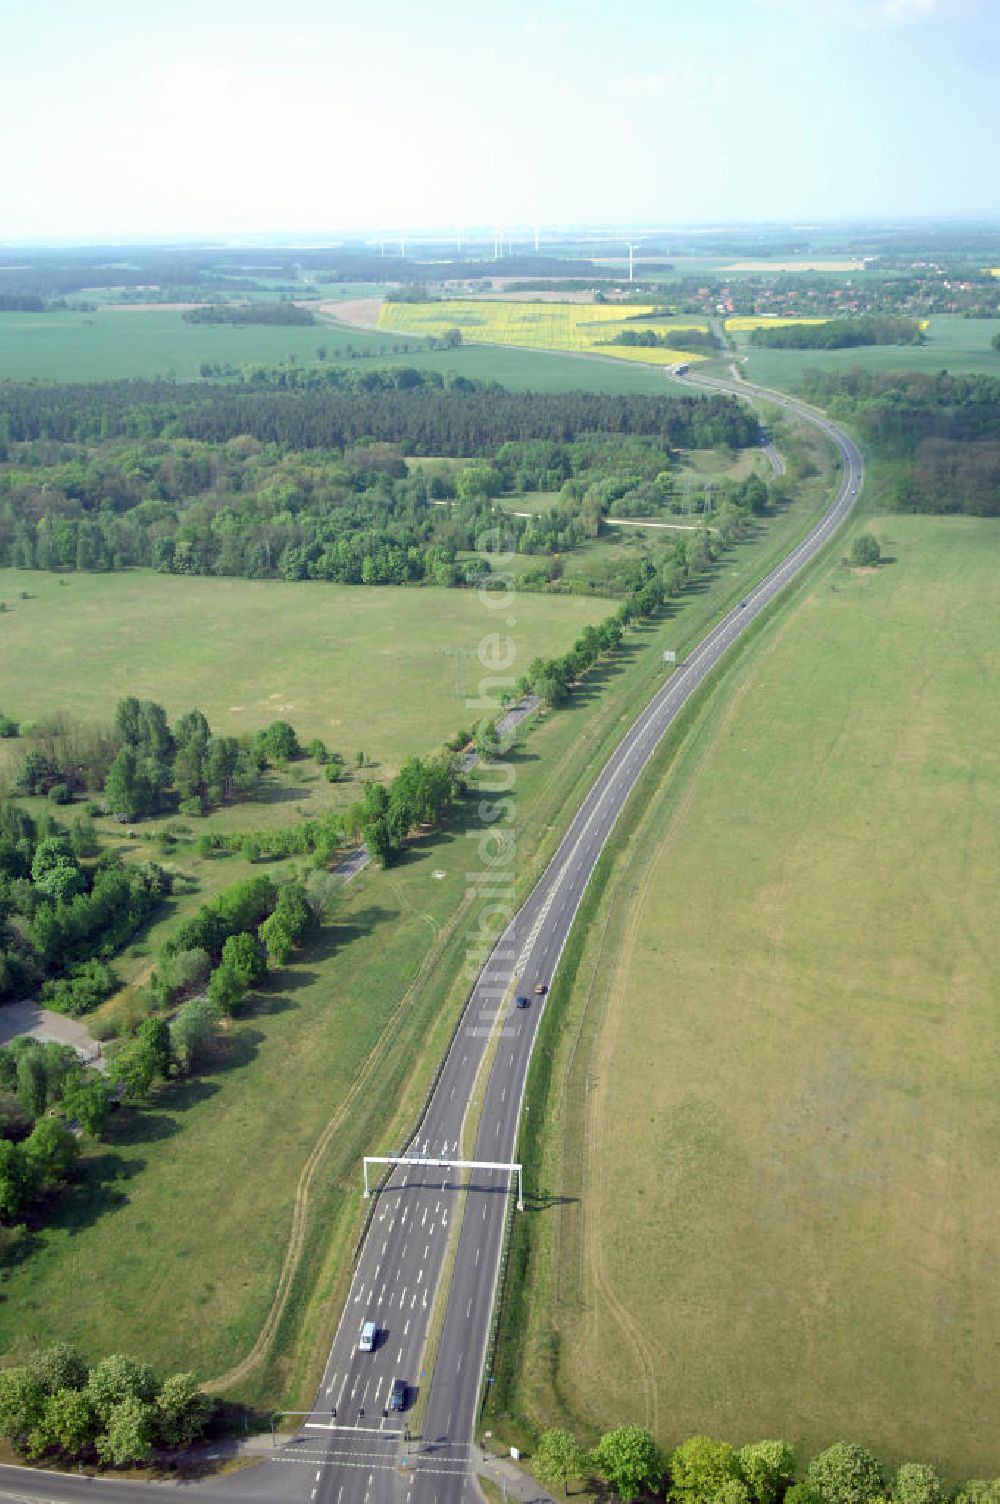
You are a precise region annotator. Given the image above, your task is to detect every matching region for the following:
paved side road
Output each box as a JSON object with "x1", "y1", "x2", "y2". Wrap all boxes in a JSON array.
[{"x1": 0, "y1": 999, "x2": 104, "y2": 1069}]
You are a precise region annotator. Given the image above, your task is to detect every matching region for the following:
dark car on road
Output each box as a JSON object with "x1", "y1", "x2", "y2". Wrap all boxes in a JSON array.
[
  {"x1": 515, "y1": 995, "x2": 530, "y2": 1009},
  {"x1": 389, "y1": 1378, "x2": 407, "y2": 1411}
]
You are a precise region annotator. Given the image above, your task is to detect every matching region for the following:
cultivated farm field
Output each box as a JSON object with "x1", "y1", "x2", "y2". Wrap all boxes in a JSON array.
[
  {"x1": 377, "y1": 299, "x2": 709, "y2": 367},
  {"x1": 0, "y1": 569, "x2": 608, "y2": 784},
  {"x1": 509, "y1": 515, "x2": 1000, "y2": 1478}
]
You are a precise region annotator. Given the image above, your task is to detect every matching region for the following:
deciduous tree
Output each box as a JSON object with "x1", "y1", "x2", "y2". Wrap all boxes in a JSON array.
[
  {"x1": 592, "y1": 1425, "x2": 665, "y2": 1503},
  {"x1": 807, "y1": 1444, "x2": 883, "y2": 1504},
  {"x1": 535, "y1": 1428, "x2": 588, "y2": 1496}
]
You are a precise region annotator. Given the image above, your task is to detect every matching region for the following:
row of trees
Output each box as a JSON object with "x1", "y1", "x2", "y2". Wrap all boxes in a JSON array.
[
  {"x1": 531, "y1": 1426, "x2": 994, "y2": 1504},
  {"x1": 0, "y1": 1344, "x2": 212, "y2": 1466},
  {"x1": 605, "y1": 328, "x2": 718, "y2": 353},
  {"x1": 351, "y1": 753, "x2": 463, "y2": 867},
  {"x1": 182, "y1": 300, "x2": 316, "y2": 326},
  {"x1": 749, "y1": 316, "x2": 924, "y2": 350}
]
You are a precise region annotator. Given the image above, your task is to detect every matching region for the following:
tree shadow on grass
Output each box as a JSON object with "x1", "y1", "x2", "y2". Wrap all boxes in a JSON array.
[
  {"x1": 204, "y1": 1027, "x2": 265, "y2": 1076},
  {"x1": 104, "y1": 1108, "x2": 183, "y2": 1146},
  {"x1": 322, "y1": 905, "x2": 399, "y2": 949},
  {"x1": 251, "y1": 782, "x2": 313, "y2": 807},
  {"x1": 33, "y1": 1150, "x2": 143, "y2": 1241}
]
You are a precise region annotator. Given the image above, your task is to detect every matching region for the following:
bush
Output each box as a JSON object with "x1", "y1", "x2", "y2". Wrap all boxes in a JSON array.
[
  {"x1": 170, "y1": 997, "x2": 218, "y2": 1073},
  {"x1": 738, "y1": 1441, "x2": 796, "y2": 1504},
  {"x1": 254, "y1": 719, "x2": 301, "y2": 762},
  {"x1": 47, "y1": 783, "x2": 72, "y2": 805},
  {"x1": 807, "y1": 1444, "x2": 883, "y2": 1504},
  {"x1": 893, "y1": 1463, "x2": 944, "y2": 1504},
  {"x1": 0, "y1": 1345, "x2": 212, "y2": 1464},
  {"x1": 0, "y1": 715, "x2": 18, "y2": 738},
  {"x1": 41, "y1": 959, "x2": 117, "y2": 1017},
  {"x1": 670, "y1": 1435, "x2": 739, "y2": 1504},
  {"x1": 850, "y1": 533, "x2": 881, "y2": 567}
]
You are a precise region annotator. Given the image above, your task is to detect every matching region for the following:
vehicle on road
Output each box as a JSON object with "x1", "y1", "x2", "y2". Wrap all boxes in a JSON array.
[
  {"x1": 739, "y1": 600, "x2": 749, "y2": 608},
  {"x1": 389, "y1": 1378, "x2": 407, "y2": 1411},
  {"x1": 359, "y1": 1320, "x2": 377, "y2": 1352},
  {"x1": 515, "y1": 995, "x2": 530, "y2": 1009},
  {"x1": 534, "y1": 983, "x2": 547, "y2": 995}
]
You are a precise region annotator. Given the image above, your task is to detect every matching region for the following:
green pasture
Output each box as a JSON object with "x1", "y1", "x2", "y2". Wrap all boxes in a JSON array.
[
  {"x1": 0, "y1": 570, "x2": 607, "y2": 785},
  {"x1": 511, "y1": 515, "x2": 1000, "y2": 1479},
  {"x1": 0, "y1": 307, "x2": 399, "y2": 380},
  {"x1": 0, "y1": 307, "x2": 674, "y2": 392},
  {"x1": 739, "y1": 313, "x2": 1000, "y2": 392}
]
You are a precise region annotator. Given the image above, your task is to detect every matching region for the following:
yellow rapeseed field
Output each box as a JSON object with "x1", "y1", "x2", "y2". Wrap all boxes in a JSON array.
[
  {"x1": 377, "y1": 299, "x2": 709, "y2": 366},
  {"x1": 725, "y1": 315, "x2": 829, "y2": 331}
]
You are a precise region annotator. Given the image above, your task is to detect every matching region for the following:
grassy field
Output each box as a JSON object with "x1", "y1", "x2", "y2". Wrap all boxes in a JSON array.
[
  {"x1": 0, "y1": 299, "x2": 670, "y2": 391},
  {"x1": 505, "y1": 516, "x2": 1000, "y2": 1480},
  {"x1": 738, "y1": 313, "x2": 1000, "y2": 392},
  {"x1": 378, "y1": 300, "x2": 709, "y2": 367},
  {"x1": 0, "y1": 306, "x2": 677, "y2": 394},
  {"x1": 0, "y1": 413, "x2": 838, "y2": 1406},
  {"x1": 0, "y1": 307, "x2": 407, "y2": 380},
  {"x1": 0, "y1": 570, "x2": 607, "y2": 785}
]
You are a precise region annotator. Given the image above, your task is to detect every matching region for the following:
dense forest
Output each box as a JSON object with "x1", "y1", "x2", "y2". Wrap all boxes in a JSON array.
[
  {"x1": 604, "y1": 328, "x2": 718, "y2": 352},
  {"x1": 748, "y1": 315, "x2": 925, "y2": 349},
  {"x1": 799, "y1": 367, "x2": 1000, "y2": 514},
  {"x1": 0, "y1": 295, "x2": 46, "y2": 313},
  {"x1": 181, "y1": 302, "x2": 317, "y2": 326},
  {"x1": 0, "y1": 405, "x2": 765, "y2": 587},
  {"x1": 0, "y1": 373, "x2": 757, "y2": 451}
]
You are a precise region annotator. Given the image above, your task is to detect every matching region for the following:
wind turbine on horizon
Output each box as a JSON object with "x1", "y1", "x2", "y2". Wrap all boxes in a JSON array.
[{"x1": 626, "y1": 241, "x2": 640, "y2": 282}]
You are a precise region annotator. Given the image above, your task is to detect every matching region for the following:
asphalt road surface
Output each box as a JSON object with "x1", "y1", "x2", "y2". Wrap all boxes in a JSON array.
[{"x1": 0, "y1": 378, "x2": 861, "y2": 1504}]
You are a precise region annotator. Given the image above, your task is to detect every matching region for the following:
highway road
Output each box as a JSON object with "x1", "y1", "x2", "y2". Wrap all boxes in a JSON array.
[{"x1": 0, "y1": 378, "x2": 861, "y2": 1504}]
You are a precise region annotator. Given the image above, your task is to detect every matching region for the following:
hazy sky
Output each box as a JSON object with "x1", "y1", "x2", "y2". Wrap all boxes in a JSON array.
[{"x1": 2, "y1": 0, "x2": 997, "y2": 239}]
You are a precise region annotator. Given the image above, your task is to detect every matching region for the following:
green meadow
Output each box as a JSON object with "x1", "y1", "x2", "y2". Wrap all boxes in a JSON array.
[
  {"x1": 0, "y1": 306, "x2": 672, "y2": 392},
  {"x1": 0, "y1": 570, "x2": 607, "y2": 783},
  {"x1": 506, "y1": 515, "x2": 1000, "y2": 1480},
  {"x1": 739, "y1": 313, "x2": 1000, "y2": 392}
]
